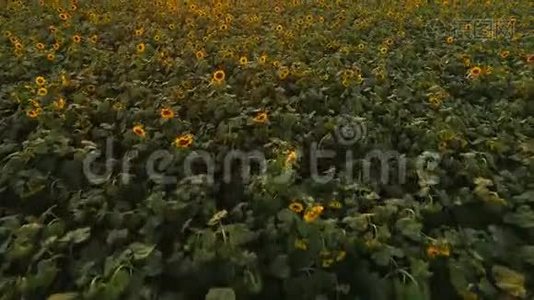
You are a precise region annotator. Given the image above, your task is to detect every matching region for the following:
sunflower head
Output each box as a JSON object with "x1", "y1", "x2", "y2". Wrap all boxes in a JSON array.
[
  {"x1": 278, "y1": 67, "x2": 290, "y2": 80},
  {"x1": 289, "y1": 202, "x2": 304, "y2": 213},
  {"x1": 136, "y1": 43, "x2": 145, "y2": 54},
  {"x1": 174, "y1": 133, "x2": 194, "y2": 148},
  {"x1": 195, "y1": 50, "x2": 205, "y2": 60},
  {"x1": 446, "y1": 36, "x2": 454, "y2": 44},
  {"x1": 303, "y1": 205, "x2": 324, "y2": 223},
  {"x1": 132, "y1": 125, "x2": 146, "y2": 138},
  {"x1": 285, "y1": 149, "x2": 298, "y2": 167},
  {"x1": 54, "y1": 97, "x2": 65, "y2": 110},
  {"x1": 160, "y1": 107, "x2": 175, "y2": 120},
  {"x1": 468, "y1": 66, "x2": 482, "y2": 78},
  {"x1": 239, "y1": 56, "x2": 248, "y2": 65},
  {"x1": 35, "y1": 76, "x2": 46, "y2": 86},
  {"x1": 26, "y1": 108, "x2": 41, "y2": 119},
  {"x1": 37, "y1": 87, "x2": 48, "y2": 97},
  {"x1": 212, "y1": 70, "x2": 226, "y2": 83},
  {"x1": 253, "y1": 111, "x2": 269, "y2": 124},
  {"x1": 72, "y1": 35, "x2": 81, "y2": 43}
]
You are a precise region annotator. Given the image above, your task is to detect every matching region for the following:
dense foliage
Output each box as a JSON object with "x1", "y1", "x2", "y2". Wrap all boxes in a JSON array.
[{"x1": 1, "y1": 0, "x2": 533, "y2": 299}]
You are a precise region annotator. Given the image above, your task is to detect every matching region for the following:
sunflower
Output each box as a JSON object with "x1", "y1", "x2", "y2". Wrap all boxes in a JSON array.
[
  {"x1": 285, "y1": 149, "x2": 298, "y2": 166},
  {"x1": 153, "y1": 34, "x2": 161, "y2": 42},
  {"x1": 258, "y1": 54, "x2": 267, "y2": 64},
  {"x1": 500, "y1": 50, "x2": 510, "y2": 59},
  {"x1": 26, "y1": 109, "x2": 41, "y2": 118},
  {"x1": 35, "y1": 76, "x2": 46, "y2": 86},
  {"x1": 29, "y1": 99, "x2": 40, "y2": 108},
  {"x1": 168, "y1": 24, "x2": 175, "y2": 30},
  {"x1": 467, "y1": 66, "x2": 482, "y2": 78},
  {"x1": 426, "y1": 243, "x2": 451, "y2": 258},
  {"x1": 54, "y1": 97, "x2": 65, "y2": 110},
  {"x1": 35, "y1": 42, "x2": 45, "y2": 50},
  {"x1": 275, "y1": 24, "x2": 283, "y2": 32},
  {"x1": 212, "y1": 70, "x2": 225, "y2": 83},
  {"x1": 14, "y1": 42, "x2": 23, "y2": 50},
  {"x1": 289, "y1": 202, "x2": 304, "y2": 213},
  {"x1": 136, "y1": 43, "x2": 145, "y2": 54},
  {"x1": 428, "y1": 95, "x2": 442, "y2": 109},
  {"x1": 328, "y1": 200, "x2": 342, "y2": 209},
  {"x1": 37, "y1": 87, "x2": 48, "y2": 97},
  {"x1": 52, "y1": 42, "x2": 60, "y2": 50},
  {"x1": 160, "y1": 107, "x2": 175, "y2": 120},
  {"x1": 379, "y1": 46, "x2": 388, "y2": 54},
  {"x1": 89, "y1": 35, "x2": 98, "y2": 44},
  {"x1": 239, "y1": 56, "x2": 248, "y2": 65},
  {"x1": 278, "y1": 67, "x2": 290, "y2": 80},
  {"x1": 303, "y1": 205, "x2": 324, "y2": 223},
  {"x1": 446, "y1": 36, "x2": 454, "y2": 44},
  {"x1": 357, "y1": 43, "x2": 365, "y2": 50},
  {"x1": 173, "y1": 133, "x2": 194, "y2": 148},
  {"x1": 132, "y1": 125, "x2": 146, "y2": 138},
  {"x1": 46, "y1": 53, "x2": 55, "y2": 61},
  {"x1": 72, "y1": 35, "x2": 81, "y2": 43},
  {"x1": 195, "y1": 50, "x2": 205, "y2": 60},
  {"x1": 384, "y1": 38, "x2": 393, "y2": 46},
  {"x1": 253, "y1": 111, "x2": 268, "y2": 124},
  {"x1": 59, "y1": 13, "x2": 69, "y2": 20},
  {"x1": 134, "y1": 28, "x2": 144, "y2": 36}
]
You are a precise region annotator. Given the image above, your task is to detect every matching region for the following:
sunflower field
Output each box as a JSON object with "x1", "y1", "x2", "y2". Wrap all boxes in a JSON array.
[{"x1": 1, "y1": 0, "x2": 533, "y2": 299}]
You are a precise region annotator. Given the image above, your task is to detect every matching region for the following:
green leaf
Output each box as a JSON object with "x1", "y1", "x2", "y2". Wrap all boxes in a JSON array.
[
  {"x1": 225, "y1": 224, "x2": 257, "y2": 246},
  {"x1": 519, "y1": 246, "x2": 534, "y2": 265},
  {"x1": 269, "y1": 254, "x2": 290, "y2": 279},
  {"x1": 491, "y1": 265, "x2": 526, "y2": 298},
  {"x1": 205, "y1": 288, "x2": 236, "y2": 300},
  {"x1": 503, "y1": 206, "x2": 534, "y2": 228},
  {"x1": 59, "y1": 227, "x2": 91, "y2": 244},
  {"x1": 395, "y1": 218, "x2": 422, "y2": 241},
  {"x1": 47, "y1": 293, "x2": 78, "y2": 300},
  {"x1": 129, "y1": 242, "x2": 155, "y2": 260}
]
